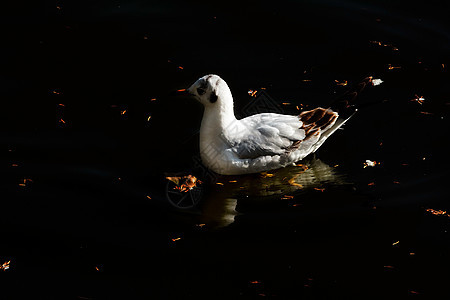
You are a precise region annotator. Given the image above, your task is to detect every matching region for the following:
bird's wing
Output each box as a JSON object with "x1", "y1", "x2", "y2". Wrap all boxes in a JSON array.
[{"x1": 229, "y1": 109, "x2": 338, "y2": 159}]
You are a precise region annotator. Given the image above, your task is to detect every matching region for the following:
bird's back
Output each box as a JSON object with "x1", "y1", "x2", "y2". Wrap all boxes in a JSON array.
[{"x1": 226, "y1": 109, "x2": 338, "y2": 161}]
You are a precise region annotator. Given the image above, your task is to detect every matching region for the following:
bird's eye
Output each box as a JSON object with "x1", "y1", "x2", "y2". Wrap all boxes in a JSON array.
[{"x1": 197, "y1": 88, "x2": 206, "y2": 95}]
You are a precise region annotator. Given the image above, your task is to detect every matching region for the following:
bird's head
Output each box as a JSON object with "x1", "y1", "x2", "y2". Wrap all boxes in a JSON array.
[{"x1": 186, "y1": 74, "x2": 232, "y2": 108}]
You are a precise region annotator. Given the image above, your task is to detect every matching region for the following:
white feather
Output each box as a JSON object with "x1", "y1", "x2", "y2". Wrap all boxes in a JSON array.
[{"x1": 187, "y1": 74, "x2": 345, "y2": 175}]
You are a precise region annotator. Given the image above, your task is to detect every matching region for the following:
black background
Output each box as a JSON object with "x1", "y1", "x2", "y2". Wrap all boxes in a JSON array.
[{"x1": 1, "y1": 0, "x2": 450, "y2": 299}]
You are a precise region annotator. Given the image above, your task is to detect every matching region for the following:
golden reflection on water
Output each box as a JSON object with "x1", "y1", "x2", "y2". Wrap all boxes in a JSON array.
[{"x1": 199, "y1": 157, "x2": 348, "y2": 228}]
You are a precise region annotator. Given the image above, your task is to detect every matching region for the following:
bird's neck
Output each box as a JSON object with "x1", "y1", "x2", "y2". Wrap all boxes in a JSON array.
[{"x1": 200, "y1": 95, "x2": 237, "y2": 146}]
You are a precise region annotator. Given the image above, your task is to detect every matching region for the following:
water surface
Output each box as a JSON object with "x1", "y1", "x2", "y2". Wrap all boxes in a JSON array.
[{"x1": 1, "y1": 0, "x2": 449, "y2": 298}]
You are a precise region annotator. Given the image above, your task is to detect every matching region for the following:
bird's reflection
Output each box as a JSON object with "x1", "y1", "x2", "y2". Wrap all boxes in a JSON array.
[{"x1": 198, "y1": 157, "x2": 347, "y2": 228}]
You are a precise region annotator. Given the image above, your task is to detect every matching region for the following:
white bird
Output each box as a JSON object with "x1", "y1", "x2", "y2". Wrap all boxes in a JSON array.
[{"x1": 184, "y1": 74, "x2": 376, "y2": 175}]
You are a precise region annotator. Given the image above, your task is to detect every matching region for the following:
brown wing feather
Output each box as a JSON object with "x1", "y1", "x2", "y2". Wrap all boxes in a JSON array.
[
  {"x1": 300, "y1": 108, "x2": 338, "y2": 140},
  {"x1": 285, "y1": 107, "x2": 338, "y2": 153}
]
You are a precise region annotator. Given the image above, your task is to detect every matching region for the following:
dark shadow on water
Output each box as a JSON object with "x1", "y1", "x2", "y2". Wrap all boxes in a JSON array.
[
  {"x1": 198, "y1": 157, "x2": 349, "y2": 228},
  {"x1": 1, "y1": 0, "x2": 450, "y2": 298}
]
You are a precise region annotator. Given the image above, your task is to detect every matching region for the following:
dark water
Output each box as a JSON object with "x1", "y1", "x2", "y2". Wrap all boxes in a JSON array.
[{"x1": 1, "y1": 0, "x2": 450, "y2": 298}]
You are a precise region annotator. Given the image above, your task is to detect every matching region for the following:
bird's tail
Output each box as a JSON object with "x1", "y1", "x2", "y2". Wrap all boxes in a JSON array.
[{"x1": 300, "y1": 76, "x2": 382, "y2": 153}]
